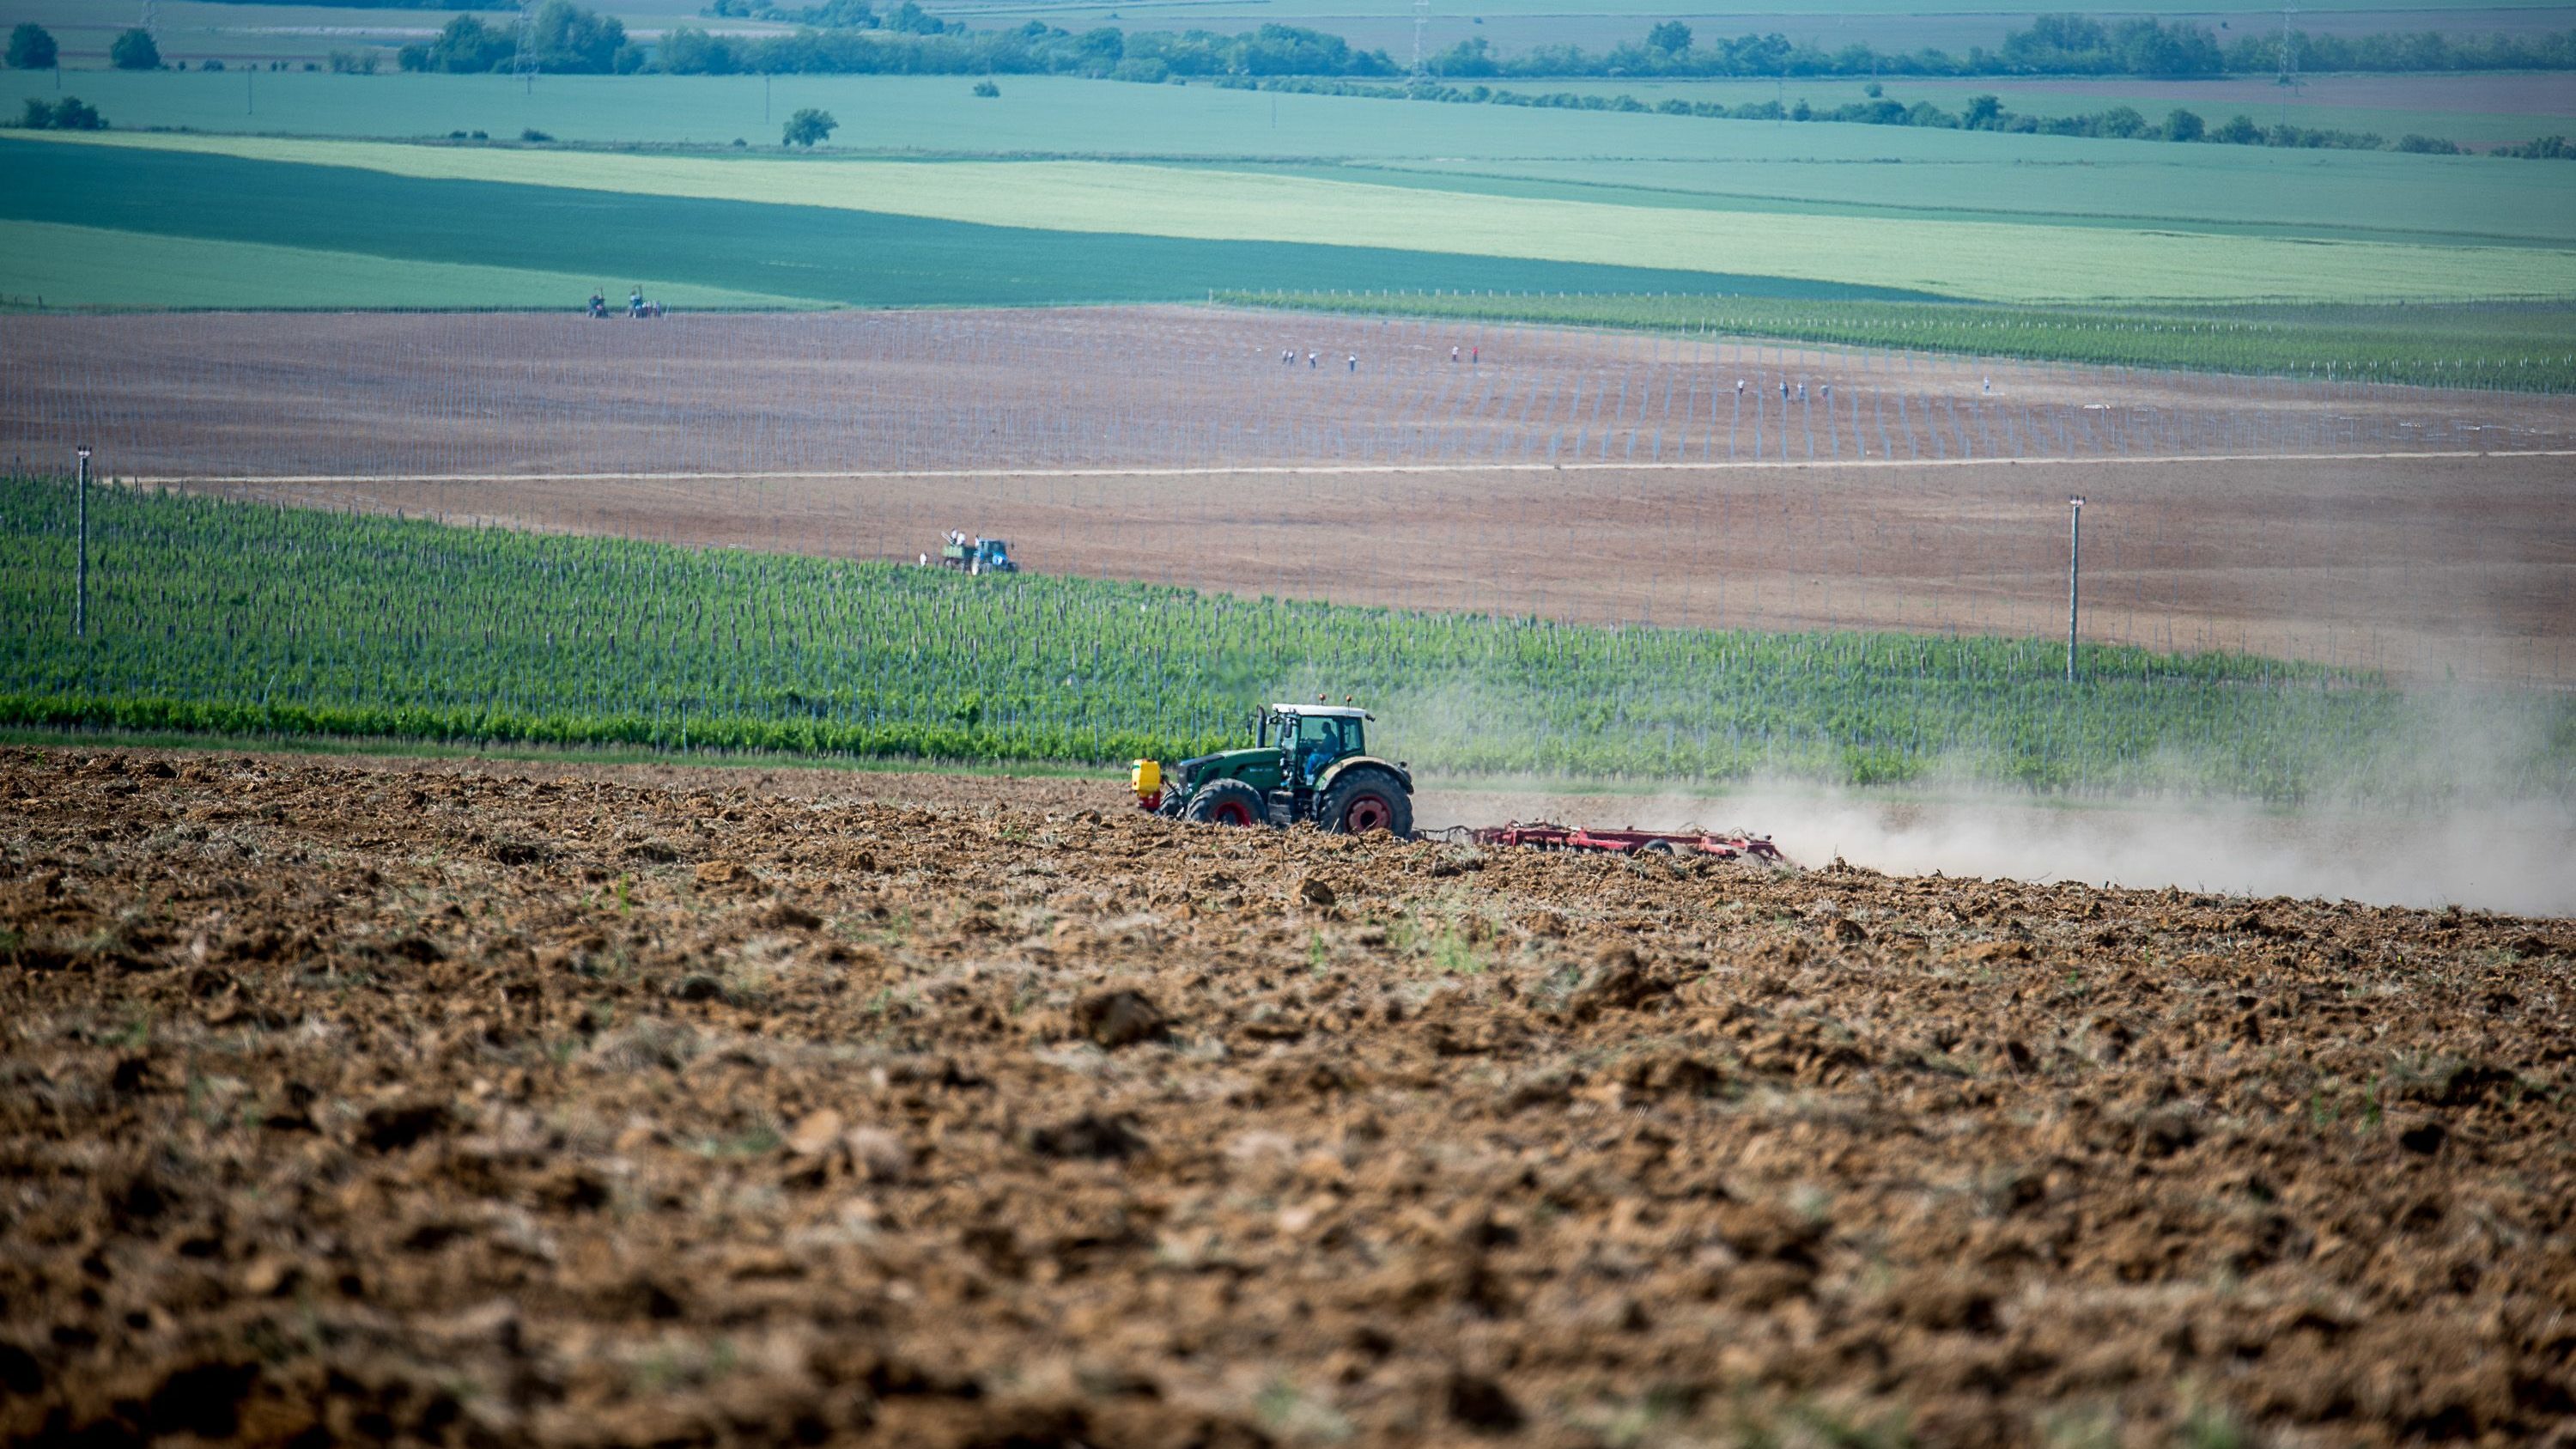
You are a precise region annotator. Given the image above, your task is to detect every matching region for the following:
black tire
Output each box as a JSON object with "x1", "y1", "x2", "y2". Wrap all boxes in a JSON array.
[
  {"x1": 1183, "y1": 779, "x2": 1267, "y2": 827},
  {"x1": 1641, "y1": 839, "x2": 1679, "y2": 855},
  {"x1": 1318, "y1": 768, "x2": 1412, "y2": 838}
]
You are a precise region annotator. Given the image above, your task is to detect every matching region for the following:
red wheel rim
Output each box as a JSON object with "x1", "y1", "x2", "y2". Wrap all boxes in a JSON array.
[
  {"x1": 1344, "y1": 795, "x2": 1391, "y2": 832},
  {"x1": 1215, "y1": 801, "x2": 1255, "y2": 825}
]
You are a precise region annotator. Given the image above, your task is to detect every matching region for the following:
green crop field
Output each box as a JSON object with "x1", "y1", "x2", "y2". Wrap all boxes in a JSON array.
[
  {"x1": 6, "y1": 70, "x2": 2570, "y2": 249},
  {"x1": 0, "y1": 137, "x2": 1874, "y2": 311},
  {"x1": 19, "y1": 129, "x2": 2575, "y2": 304},
  {"x1": 6, "y1": 476, "x2": 2571, "y2": 803},
  {"x1": 1224, "y1": 289, "x2": 2576, "y2": 392},
  {"x1": 0, "y1": 220, "x2": 808, "y2": 311}
]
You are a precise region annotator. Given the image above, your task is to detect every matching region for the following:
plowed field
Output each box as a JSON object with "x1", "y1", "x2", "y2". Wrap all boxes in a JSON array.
[{"x1": 5, "y1": 748, "x2": 2573, "y2": 1447}]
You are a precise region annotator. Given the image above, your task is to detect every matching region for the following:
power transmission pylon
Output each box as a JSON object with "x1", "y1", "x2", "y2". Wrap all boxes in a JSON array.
[
  {"x1": 1411, "y1": 0, "x2": 1429, "y2": 81},
  {"x1": 2276, "y1": 2, "x2": 2301, "y2": 129},
  {"x1": 518, "y1": 0, "x2": 539, "y2": 95}
]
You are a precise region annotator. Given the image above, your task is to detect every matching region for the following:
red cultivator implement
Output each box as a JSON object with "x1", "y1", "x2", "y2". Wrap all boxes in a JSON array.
[{"x1": 1431, "y1": 820, "x2": 1789, "y2": 863}]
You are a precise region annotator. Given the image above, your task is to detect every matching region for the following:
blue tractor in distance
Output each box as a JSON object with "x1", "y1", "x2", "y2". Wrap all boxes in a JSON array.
[{"x1": 936, "y1": 533, "x2": 1017, "y2": 575}]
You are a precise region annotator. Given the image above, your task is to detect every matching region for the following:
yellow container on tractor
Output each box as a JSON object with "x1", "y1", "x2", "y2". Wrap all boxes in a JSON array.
[{"x1": 1130, "y1": 758, "x2": 1162, "y2": 801}]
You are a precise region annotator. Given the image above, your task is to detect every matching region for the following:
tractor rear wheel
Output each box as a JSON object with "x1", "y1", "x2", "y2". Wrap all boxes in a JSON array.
[
  {"x1": 1318, "y1": 770, "x2": 1411, "y2": 838},
  {"x1": 1184, "y1": 779, "x2": 1267, "y2": 827}
]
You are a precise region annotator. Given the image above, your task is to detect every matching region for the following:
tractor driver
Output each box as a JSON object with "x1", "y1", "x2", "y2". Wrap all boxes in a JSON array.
[{"x1": 1295, "y1": 714, "x2": 1349, "y2": 785}]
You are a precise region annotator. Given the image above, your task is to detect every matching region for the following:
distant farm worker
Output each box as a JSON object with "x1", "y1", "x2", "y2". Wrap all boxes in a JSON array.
[
  {"x1": 1471, "y1": 345, "x2": 1479, "y2": 364},
  {"x1": 1982, "y1": 375, "x2": 1993, "y2": 395},
  {"x1": 586, "y1": 289, "x2": 606, "y2": 319},
  {"x1": 1797, "y1": 382, "x2": 1807, "y2": 402},
  {"x1": 1308, "y1": 350, "x2": 1319, "y2": 368},
  {"x1": 1346, "y1": 353, "x2": 1358, "y2": 372},
  {"x1": 1821, "y1": 383, "x2": 1832, "y2": 404},
  {"x1": 1779, "y1": 380, "x2": 1789, "y2": 400},
  {"x1": 1450, "y1": 346, "x2": 1461, "y2": 363},
  {"x1": 1282, "y1": 348, "x2": 1294, "y2": 364},
  {"x1": 629, "y1": 286, "x2": 645, "y2": 318},
  {"x1": 1735, "y1": 379, "x2": 1746, "y2": 396}
]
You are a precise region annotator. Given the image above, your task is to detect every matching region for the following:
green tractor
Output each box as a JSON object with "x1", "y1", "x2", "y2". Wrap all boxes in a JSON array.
[{"x1": 1132, "y1": 703, "x2": 1413, "y2": 837}]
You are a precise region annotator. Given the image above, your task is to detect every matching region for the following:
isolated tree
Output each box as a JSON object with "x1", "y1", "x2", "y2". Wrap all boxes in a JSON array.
[
  {"x1": 7, "y1": 21, "x2": 58, "y2": 70},
  {"x1": 1962, "y1": 94, "x2": 2002, "y2": 130},
  {"x1": 1645, "y1": 21, "x2": 1691, "y2": 55},
  {"x1": 781, "y1": 107, "x2": 836, "y2": 147},
  {"x1": 50, "y1": 95, "x2": 102, "y2": 129},
  {"x1": 2161, "y1": 107, "x2": 2203, "y2": 142},
  {"x1": 110, "y1": 27, "x2": 161, "y2": 70}
]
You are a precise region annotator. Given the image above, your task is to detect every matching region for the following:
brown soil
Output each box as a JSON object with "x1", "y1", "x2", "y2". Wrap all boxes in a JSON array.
[
  {"x1": 183, "y1": 449, "x2": 2576, "y2": 685},
  {"x1": 9, "y1": 307, "x2": 2565, "y2": 484},
  {"x1": 5, "y1": 745, "x2": 2573, "y2": 1447},
  {"x1": 14, "y1": 307, "x2": 2571, "y2": 681}
]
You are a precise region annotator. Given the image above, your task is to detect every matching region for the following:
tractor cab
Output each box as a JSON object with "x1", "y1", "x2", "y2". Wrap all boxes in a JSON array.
[{"x1": 1262, "y1": 705, "x2": 1366, "y2": 785}]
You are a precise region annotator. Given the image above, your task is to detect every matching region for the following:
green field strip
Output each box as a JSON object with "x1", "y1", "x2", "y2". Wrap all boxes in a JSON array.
[
  {"x1": 9, "y1": 476, "x2": 2569, "y2": 802},
  {"x1": 1196, "y1": 158, "x2": 2576, "y2": 252},
  {"x1": 9, "y1": 69, "x2": 2567, "y2": 238},
  {"x1": 9, "y1": 70, "x2": 2569, "y2": 247},
  {"x1": 0, "y1": 221, "x2": 811, "y2": 312},
  {"x1": 1352, "y1": 148, "x2": 2576, "y2": 249},
  {"x1": 1224, "y1": 288, "x2": 2576, "y2": 390},
  {"x1": 24, "y1": 131, "x2": 2576, "y2": 302},
  {"x1": 0, "y1": 138, "x2": 1917, "y2": 308}
]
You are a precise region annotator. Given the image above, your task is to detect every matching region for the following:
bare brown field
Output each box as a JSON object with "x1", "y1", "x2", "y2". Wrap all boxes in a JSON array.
[
  {"x1": 5, "y1": 746, "x2": 2573, "y2": 1447},
  {"x1": 15, "y1": 306, "x2": 2573, "y2": 682},
  {"x1": 8, "y1": 308, "x2": 2562, "y2": 483},
  {"x1": 185, "y1": 449, "x2": 2576, "y2": 685}
]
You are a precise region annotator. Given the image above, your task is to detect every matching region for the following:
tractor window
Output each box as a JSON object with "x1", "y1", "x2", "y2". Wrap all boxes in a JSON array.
[{"x1": 1295, "y1": 715, "x2": 1359, "y2": 758}]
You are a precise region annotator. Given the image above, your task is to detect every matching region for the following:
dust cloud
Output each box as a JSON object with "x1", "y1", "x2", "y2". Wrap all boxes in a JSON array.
[{"x1": 1417, "y1": 785, "x2": 2576, "y2": 918}]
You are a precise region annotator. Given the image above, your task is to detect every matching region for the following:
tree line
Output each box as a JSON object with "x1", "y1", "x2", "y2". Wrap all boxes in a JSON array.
[
  {"x1": 386, "y1": 5, "x2": 2576, "y2": 80},
  {"x1": 1244, "y1": 76, "x2": 2482, "y2": 155},
  {"x1": 1444, "y1": 14, "x2": 2576, "y2": 81}
]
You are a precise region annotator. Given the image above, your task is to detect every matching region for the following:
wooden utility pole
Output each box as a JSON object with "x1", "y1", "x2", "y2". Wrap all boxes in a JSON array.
[
  {"x1": 2067, "y1": 496, "x2": 2085, "y2": 682},
  {"x1": 75, "y1": 445, "x2": 90, "y2": 638}
]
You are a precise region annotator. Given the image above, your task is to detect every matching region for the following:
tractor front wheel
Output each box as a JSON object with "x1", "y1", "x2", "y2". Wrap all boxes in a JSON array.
[
  {"x1": 1318, "y1": 770, "x2": 1412, "y2": 838},
  {"x1": 1184, "y1": 779, "x2": 1267, "y2": 827}
]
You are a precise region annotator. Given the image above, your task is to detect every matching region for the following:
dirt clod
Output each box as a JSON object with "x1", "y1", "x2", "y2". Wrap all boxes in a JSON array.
[
  {"x1": 356, "y1": 1100, "x2": 450, "y2": 1153},
  {"x1": 1029, "y1": 1112, "x2": 1148, "y2": 1161},
  {"x1": 1074, "y1": 988, "x2": 1169, "y2": 1050},
  {"x1": 1445, "y1": 1372, "x2": 1525, "y2": 1433}
]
